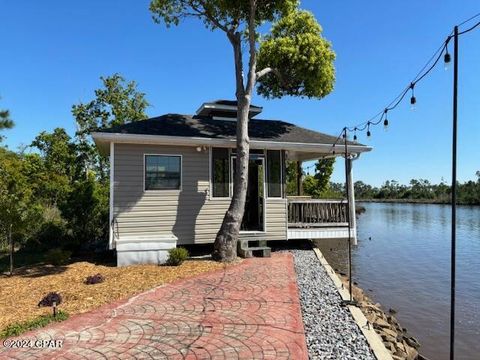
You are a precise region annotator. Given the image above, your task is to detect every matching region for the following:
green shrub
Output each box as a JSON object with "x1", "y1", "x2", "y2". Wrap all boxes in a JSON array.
[
  {"x1": 44, "y1": 248, "x2": 72, "y2": 266},
  {"x1": 0, "y1": 311, "x2": 68, "y2": 338},
  {"x1": 166, "y1": 247, "x2": 189, "y2": 266},
  {"x1": 26, "y1": 220, "x2": 68, "y2": 251}
]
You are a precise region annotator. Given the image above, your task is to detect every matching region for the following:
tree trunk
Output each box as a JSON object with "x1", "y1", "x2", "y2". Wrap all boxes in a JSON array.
[
  {"x1": 213, "y1": 0, "x2": 257, "y2": 262},
  {"x1": 9, "y1": 224, "x2": 13, "y2": 276},
  {"x1": 296, "y1": 161, "x2": 303, "y2": 196},
  {"x1": 212, "y1": 96, "x2": 251, "y2": 261}
]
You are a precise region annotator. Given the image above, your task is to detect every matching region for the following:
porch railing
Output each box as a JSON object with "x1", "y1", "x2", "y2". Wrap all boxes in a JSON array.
[{"x1": 287, "y1": 199, "x2": 348, "y2": 228}]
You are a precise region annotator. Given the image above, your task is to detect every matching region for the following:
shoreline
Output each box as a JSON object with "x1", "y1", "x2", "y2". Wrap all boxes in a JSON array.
[
  {"x1": 311, "y1": 244, "x2": 423, "y2": 360},
  {"x1": 336, "y1": 273, "x2": 423, "y2": 360},
  {"x1": 358, "y1": 199, "x2": 479, "y2": 206}
]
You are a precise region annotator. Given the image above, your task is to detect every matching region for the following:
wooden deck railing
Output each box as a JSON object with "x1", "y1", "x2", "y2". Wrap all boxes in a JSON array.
[{"x1": 287, "y1": 199, "x2": 348, "y2": 228}]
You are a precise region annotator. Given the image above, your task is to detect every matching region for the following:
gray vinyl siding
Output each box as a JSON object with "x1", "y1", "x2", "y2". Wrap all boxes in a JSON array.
[{"x1": 113, "y1": 143, "x2": 287, "y2": 245}]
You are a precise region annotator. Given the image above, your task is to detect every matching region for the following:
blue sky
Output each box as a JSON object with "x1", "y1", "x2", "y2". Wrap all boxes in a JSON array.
[{"x1": 1, "y1": 0, "x2": 479, "y2": 186}]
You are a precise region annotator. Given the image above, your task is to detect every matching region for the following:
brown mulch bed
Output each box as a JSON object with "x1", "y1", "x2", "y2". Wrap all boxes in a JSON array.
[{"x1": 0, "y1": 259, "x2": 228, "y2": 331}]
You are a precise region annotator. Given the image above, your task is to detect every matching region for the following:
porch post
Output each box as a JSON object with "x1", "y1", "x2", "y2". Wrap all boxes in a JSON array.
[
  {"x1": 296, "y1": 161, "x2": 303, "y2": 196},
  {"x1": 109, "y1": 142, "x2": 115, "y2": 250},
  {"x1": 346, "y1": 158, "x2": 357, "y2": 245}
]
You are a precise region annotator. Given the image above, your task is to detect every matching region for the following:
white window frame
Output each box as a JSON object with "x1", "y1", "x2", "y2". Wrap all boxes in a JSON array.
[{"x1": 143, "y1": 153, "x2": 183, "y2": 192}]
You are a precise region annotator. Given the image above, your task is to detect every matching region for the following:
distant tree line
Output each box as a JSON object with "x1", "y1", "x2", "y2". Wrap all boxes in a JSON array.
[
  {"x1": 352, "y1": 177, "x2": 480, "y2": 205},
  {"x1": 0, "y1": 74, "x2": 149, "y2": 273},
  {"x1": 289, "y1": 159, "x2": 480, "y2": 205}
]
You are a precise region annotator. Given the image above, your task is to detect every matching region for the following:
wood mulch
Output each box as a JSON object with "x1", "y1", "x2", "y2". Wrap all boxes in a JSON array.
[{"x1": 0, "y1": 259, "x2": 228, "y2": 332}]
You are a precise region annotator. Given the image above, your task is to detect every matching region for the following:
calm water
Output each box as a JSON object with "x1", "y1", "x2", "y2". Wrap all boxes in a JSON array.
[{"x1": 314, "y1": 202, "x2": 480, "y2": 360}]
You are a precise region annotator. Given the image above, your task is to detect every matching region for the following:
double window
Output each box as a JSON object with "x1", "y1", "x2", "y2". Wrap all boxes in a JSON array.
[
  {"x1": 211, "y1": 148, "x2": 283, "y2": 198},
  {"x1": 145, "y1": 155, "x2": 181, "y2": 190}
]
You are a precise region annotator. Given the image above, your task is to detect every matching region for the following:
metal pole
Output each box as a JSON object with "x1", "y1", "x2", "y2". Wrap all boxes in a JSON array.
[
  {"x1": 450, "y1": 25, "x2": 459, "y2": 360},
  {"x1": 344, "y1": 128, "x2": 353, "y2": 303}
]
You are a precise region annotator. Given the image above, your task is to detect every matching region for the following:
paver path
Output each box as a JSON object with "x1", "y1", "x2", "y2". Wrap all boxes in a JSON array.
[{"x1": 1, "y1": 253, "x2": 308, "y2": 360}]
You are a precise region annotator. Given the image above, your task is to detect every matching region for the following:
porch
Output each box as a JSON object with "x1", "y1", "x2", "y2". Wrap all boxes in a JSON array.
[{"x1": 286, "y1": 198, "x2": 357, "y2": 243}]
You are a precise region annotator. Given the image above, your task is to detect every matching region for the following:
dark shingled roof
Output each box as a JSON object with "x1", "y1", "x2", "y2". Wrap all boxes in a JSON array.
[{"x1": 99, "y1": 114, "x2": 362, "y2": 145}]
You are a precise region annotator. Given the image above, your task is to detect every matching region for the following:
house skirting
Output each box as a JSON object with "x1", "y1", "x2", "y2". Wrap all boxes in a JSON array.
[{"x1": 115, "y1": 235, "x2": 178, "y2": 266}]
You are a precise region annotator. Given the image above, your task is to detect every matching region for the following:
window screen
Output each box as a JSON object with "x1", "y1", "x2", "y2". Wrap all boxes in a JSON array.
[
  {"x1": 267, "y1": 150, "x2": 282, "y2": 197},
  {"x1": 212, "y1": 148, "x2": 230, "y2": 197}
]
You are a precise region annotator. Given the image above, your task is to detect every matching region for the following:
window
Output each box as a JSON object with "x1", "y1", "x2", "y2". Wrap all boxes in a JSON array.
[
  {"x1": 267, "y1": 150, "x2": 282, "y2": 197},
  {"x1": 145, "y1": 155, "x2": 181, "y2": 190},
  {"x1": 211, "y1": 148, "x2": 230, "y2": 197}
]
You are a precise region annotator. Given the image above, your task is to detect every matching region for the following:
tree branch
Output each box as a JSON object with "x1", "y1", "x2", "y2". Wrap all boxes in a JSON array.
[
  {"x1": 228, "y1": 32, "x2": 245, "y2": 97},
  {"x1": 255, "y1": 67, "x2": 283, "y2": 81},
  {"x1": 194, "y1": 0, "x2": 232, "y2": 34}
]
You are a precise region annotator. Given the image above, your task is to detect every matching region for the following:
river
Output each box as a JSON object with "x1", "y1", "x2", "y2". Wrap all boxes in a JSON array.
[{"x1": 314, "y1": 202, "x2": 480, "y2": 360}]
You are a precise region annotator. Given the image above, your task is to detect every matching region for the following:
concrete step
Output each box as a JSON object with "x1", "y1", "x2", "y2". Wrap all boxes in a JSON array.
[
  {"x1": 238, "y1": 242, "x2": 271, "y2": 258},
  {"x1": 238, "y1": 239, "x2": 267, "y2": 250}
]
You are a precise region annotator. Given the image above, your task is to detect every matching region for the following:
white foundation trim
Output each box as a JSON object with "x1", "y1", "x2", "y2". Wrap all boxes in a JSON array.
[{"x1": 116, "y1": 235, "x2": 178, "y2": 267}]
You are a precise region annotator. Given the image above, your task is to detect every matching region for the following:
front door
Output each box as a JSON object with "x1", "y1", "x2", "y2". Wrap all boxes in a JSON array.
[{"x1": 232, "y1": 156, "x2": 265, "y2": 231}]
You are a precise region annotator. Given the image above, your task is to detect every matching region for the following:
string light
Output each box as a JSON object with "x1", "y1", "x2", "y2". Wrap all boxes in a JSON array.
[
  {"x1": 410, "y1": 83, "x2": 417, "y2": 110},
  {"x1": 444, "y1": 46, "x2": 451, "y2": 70},
  {"x1": 383, "y1": 109, "x2": 389, "y2": 131},
  {"x1": 324, "y1": 15, "x2": 479, "y2": 152},
  {"x1": 321, "y1": 15, "x2": 480, "y2": 360}
]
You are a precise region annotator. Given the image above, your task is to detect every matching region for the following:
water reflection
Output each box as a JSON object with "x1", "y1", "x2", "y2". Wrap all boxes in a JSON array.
[{"x1": 314, "y1": 203, "x2": 480, "y2": 360}]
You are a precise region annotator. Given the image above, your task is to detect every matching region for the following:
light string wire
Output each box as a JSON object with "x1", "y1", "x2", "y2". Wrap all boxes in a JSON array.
[{"x1": 324, "y1": 16, "x2": 480, "y2": 154}]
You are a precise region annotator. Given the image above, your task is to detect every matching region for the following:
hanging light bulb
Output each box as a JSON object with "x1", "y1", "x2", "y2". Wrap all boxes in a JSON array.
[
  {"x1": 444, "y1": 47, "x2": 451, "y2": 70},
  {"x1": 383, "y1": 109, "x2": 389, "y2": 132},
  {"x1": 332, "y1": 143, "x2": 336, "y2": 155},
  {"x1": 353, "y1": 127, "x2": 358, "y2": 141},
  {"x1": 410, "y1": 83, "x2": 416, "y2": 111},
  {"x1": 366, "y1": 122, "x2": 371, "y2": 139}
]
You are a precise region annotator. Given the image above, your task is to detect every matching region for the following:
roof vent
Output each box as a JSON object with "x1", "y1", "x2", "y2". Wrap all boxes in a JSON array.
[{"x1": 196, "y1": 100, "x2": 262, "y2": 120}]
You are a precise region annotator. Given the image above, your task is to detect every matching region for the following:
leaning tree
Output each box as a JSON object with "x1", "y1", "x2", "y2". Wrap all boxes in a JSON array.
[{"x1": 150, "y1": 0, "x2": 336, "y2": 261}]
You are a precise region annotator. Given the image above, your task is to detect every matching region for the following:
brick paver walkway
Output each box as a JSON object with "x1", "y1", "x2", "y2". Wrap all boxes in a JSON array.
[{"x1": 1, "y1": 253, "x2": 308, "y2": 359}]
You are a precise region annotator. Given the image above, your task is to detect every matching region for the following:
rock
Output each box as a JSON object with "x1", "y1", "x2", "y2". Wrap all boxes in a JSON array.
[
  {"x1": 374, "y1": 317, "x2": 391, "y2": 329},
  {"x1": 381, "y1": 334, "x2": 397, "y2": 343},
  {"x1": 383, "y1": 328, "x2": 398, "y2": 338},
  {"x1": 405, "y1": 336, "x2": 421, "y2": 349},
  {"x1": 389, "y1": 308, "x2": 397, "y2": 315},
  {"x1": 406, "y1": 345, "x2": 419, "y2": 360},
  {"x1": 365, "y1": 312, "x2": 377, "y2": 324}
]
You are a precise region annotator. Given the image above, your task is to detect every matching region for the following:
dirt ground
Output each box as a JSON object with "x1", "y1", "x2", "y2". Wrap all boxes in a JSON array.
[{"x1": 0, "y1": 259, "x2": 227, "y2": 331}]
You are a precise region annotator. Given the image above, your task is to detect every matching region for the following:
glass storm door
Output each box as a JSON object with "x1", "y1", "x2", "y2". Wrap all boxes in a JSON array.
[{"x1": 231, "y1": 156, "x2": 265, "y2": 231}]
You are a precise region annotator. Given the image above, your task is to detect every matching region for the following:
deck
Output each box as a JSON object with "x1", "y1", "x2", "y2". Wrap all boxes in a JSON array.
[{"x1": 287, "y1": 199, "x2": 355, "y2": 241}]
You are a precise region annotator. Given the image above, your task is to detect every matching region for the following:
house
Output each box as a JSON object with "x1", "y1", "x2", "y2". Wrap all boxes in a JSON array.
[{"x1": 92, "y1": 100, "x2": 371, "y2": 266}]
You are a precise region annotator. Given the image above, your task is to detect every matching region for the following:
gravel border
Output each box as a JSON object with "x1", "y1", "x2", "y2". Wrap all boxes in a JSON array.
[{"x1": 290, "y1": 249, "x2": 376, "y2": 360}]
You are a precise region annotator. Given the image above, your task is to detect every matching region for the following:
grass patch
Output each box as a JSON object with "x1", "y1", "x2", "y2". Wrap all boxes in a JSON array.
[{"x1": 0, "y1": 311, "x2": 69, "y2": 338}]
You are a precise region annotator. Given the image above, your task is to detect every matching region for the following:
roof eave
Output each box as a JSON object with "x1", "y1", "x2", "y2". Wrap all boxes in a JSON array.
[{"x1": 92, "y1": 132, "x2": 372, "y2": 157}]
